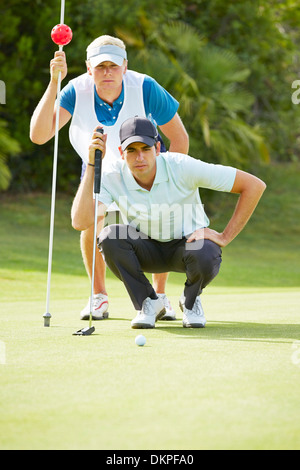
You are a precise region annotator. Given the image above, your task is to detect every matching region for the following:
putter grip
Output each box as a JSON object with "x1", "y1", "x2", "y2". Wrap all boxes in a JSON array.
[{"x1": 94, "y1": 127, "x2": 104, "y2": 194}]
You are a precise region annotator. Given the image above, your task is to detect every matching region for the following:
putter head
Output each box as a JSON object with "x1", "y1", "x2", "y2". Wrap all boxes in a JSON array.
[{"x1": 72, "y1": 326, "x2": 95, "y2": 336}]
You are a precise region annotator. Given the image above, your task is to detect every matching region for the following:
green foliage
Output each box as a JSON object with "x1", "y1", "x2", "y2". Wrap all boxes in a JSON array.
[
  {"x1": 183, "y1": 0, "x2": 300, "y2": 162},
  {"x1": 0, "y1": 0, "x2": 299, "y2": 192},
  {"x1": 122, "y1": 20, "x2": 270, "y2": 167},
  {"x1": 0, "y1": 120, "x2": 20, "y2": 191}
]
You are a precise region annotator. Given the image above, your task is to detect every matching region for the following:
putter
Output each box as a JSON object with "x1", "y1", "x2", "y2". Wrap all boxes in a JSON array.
[{"x1": 73, "y1": 128, "x2": 104, "y2": 336}]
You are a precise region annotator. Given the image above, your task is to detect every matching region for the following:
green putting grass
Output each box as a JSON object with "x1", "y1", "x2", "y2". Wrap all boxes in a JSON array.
[{"x1": 0, "y1": 280, "x2": 299, "y2": 450}]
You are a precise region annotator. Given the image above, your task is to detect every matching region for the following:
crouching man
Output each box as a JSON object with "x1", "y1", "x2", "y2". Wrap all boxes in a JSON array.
[{"x1": 71, "y1": 117, "x2": 266, "y2": 329}]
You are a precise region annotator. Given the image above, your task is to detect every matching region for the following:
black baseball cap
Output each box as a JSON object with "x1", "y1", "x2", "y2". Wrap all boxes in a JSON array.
[{"x1": 120, "y1": 116, "x2": 158, "y2": 151}]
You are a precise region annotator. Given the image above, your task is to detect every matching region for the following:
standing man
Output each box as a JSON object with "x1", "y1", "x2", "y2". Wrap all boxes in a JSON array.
[
  {"x1": 30, "y1": 35, "x2": 189, "y2": 321},
  {"x1": 71, "y1": 117, "x2": 266, "y2": 328}
]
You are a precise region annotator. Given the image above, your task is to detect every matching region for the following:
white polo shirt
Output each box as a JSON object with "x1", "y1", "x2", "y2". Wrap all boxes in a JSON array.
[{"x1": 99, "y1": 152, "x2": 237, "y2": 242}]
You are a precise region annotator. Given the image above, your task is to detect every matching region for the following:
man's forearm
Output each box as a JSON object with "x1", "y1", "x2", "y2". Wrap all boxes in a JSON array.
[
  {"x1": 168, "y1": 137, "x2": 189, "y2": 154},
  {"x1": 222, "y1": 179, "x2": 266, "y2": 245},
  {"x1": 30, "y1": 80, "x2": 58, "y2": 144},
  {"x1": 159, "y1": 113, "x2": 189, "y2": 154},
  {"x1": 71, "y1": 166, "x2": 96, "y2": 231},
  {"x1": 187, "y1": 170, "x2": 266, "y2": 247},
  {"x1": 71, "y1": 165, "x2": 107, "y2": 231},
  {"x1": 71, "y1": 128, "x2": 108, "y2": 231}
]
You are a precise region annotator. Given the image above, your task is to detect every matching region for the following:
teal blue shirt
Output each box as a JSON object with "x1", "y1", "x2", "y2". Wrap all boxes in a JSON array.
[
  {"x1": 60, "y1": 75, "x2": 179, "y2": 126},
  {"x1": 99, "y1": 153, "x2": 237, "y2": 242}
]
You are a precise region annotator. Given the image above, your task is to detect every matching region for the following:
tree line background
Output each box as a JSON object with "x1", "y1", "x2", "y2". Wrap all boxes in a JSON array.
[{"x1": 0, "y1": 0, "x2": 300, "y2": 193}]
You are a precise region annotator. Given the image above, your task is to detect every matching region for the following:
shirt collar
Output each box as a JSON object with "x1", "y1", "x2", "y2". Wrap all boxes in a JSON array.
[
  {"x1": 122, "y1": 154, "x2": 169, "y2": 191},
  {"x1": 95, "y1": 85, "x2": 124, "y2": 107}
]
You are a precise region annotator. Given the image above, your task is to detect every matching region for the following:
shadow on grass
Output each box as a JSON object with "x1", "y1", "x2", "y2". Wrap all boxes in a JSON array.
[{"x1": 157, "y1": 321, "x2": 300, "y2": 344}]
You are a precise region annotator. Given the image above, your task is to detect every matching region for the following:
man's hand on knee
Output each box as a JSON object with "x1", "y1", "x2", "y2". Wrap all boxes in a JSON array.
[{"x1": 186, "y1": 228, "x2": 227, "y2": 248}]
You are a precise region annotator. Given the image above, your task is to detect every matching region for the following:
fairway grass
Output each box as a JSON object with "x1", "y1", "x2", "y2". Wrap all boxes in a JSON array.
[{"x1": 0, "y1": 274, "x2": 299, "y2": 450}]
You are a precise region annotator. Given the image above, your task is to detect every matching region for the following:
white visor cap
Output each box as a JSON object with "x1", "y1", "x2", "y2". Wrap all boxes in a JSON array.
[{"x1": 87, "y1": 45, "x2": 127, "y2": 67}]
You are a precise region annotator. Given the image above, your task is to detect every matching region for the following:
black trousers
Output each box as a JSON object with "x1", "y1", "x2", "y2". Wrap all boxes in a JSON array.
[{"x1": 98, "y1": 224, "x2": 222, "y2": 311}]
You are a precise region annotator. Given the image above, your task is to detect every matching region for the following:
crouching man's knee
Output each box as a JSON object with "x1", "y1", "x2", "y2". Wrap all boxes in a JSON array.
[
  {"x1": 98, "y1": 224, "x2": 147, "y2": 247},
  {"x1": 184, "y1": 239, "x2": 222, "y2": 282},
  {"x1": 97, "y1": 224, "x2": 138, "y2": 253},
  {"x1": 98, "y1": 224, "x2": 121, "y2": 252}
]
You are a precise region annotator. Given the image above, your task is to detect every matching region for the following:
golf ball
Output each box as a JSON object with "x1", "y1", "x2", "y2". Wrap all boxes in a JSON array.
[{"x1": 135, "y1": 335, "x2": 146, "y2": 347}]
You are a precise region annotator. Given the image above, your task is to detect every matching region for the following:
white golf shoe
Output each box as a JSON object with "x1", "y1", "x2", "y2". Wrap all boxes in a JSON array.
[
  {"x1": 157, "y1": 293, "x2": 177, "y2": 321},
  {"x1": 131, "y1": 297, "x2": 166, "y2": 329},
  {"x1": 179, "y1": 294, "x2": 206, "y2": 328},
  {"x1": 80, "y1": 294, "x2": 109, "y2": 321}
]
